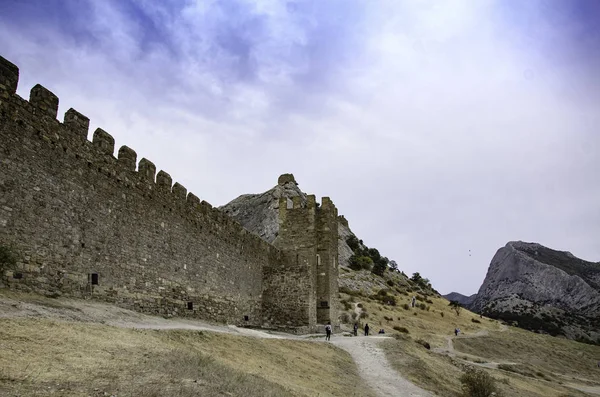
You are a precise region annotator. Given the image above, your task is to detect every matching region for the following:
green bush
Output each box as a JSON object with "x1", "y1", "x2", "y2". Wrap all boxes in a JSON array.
[
  {"x1": 349, "y1": 255, "x2": 373, "y2": 271},
  {"x1": 386, "y1": 280, "x2": 395, "y2": 287},
  {"x1": 440, "y1": 312, "x2": 444, "y2": 317},
  {"x1": 471, "y1": 318, "x2": 481, "y2": 324},
  {"x1": 459, "y1": 367, "x2": 500, "y2": 397},
  {"x1": 402, "y1": 303, "x2": 410, "y2": 310},
  {"x1": 418, "y1": 303, "x2": 427, "y2": 310}
]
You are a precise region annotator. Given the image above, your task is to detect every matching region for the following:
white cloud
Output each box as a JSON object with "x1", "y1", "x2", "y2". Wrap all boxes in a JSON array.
[{"x1": 1, "y1": 0, "x2": 598, "y2": 294}]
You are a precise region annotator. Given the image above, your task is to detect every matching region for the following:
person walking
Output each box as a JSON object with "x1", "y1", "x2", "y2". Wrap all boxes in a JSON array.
[
  {"x1": 325, "y1": 322, "x2": 332, "y2": 341},
  {"x1": 353, "y1": 323, "x2": 358, "y2": 336},
  {"x1": 364, "y1": 323, "x2": 370, "y2": 336}
]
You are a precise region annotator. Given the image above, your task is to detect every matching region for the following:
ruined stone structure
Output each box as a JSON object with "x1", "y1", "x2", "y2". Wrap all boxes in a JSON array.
[{"x1": 0, "y1": 55, "x2": 338, "y2": 333}]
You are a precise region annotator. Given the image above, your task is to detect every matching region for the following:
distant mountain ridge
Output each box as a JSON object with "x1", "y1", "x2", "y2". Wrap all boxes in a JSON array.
[
  {"x1": 442, "y1": 292, "x2": 477, "y2": 307},
  {"x1": 470, "y1": 241, "x2": 600, "y2": 344}
]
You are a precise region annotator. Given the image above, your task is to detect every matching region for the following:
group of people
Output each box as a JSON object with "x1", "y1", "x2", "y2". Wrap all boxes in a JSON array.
[
  {"x1": 325, "y1": 323, "x2": 463, "y2": 341},
  {"x1": 353, "y1": 322, "x2": 371, "y2": 336},
  {"x1": 325, "y1": 322, "x2": 375, "y2": 340}
]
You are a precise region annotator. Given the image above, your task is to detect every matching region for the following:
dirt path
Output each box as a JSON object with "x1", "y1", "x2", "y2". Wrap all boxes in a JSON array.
[
  {"x1": 332, "y1": 335, "x2": 433, "y2": 397},
  {"x1": 432, "y1": 324, "x2": 518, "y2": 369}
]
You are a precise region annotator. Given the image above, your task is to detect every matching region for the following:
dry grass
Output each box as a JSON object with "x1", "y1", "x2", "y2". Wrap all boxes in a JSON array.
[
  {"x1": 454, "y1": 327, "x2": 600, "y2": 382},
  {"x1": 382, "y1": 335, "x2": 464, "y2": 397},
  {"x1": 337, "y1": 274, "x2": 598, "y2": 397},
  {"x1": 0, "y1": 318, "x2": 372, "y2": 397}
]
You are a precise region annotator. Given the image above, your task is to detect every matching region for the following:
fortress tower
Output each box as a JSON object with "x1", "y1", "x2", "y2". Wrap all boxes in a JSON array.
[{"x1": 273, "y1": 192, "x2": 339, "y2": 330}]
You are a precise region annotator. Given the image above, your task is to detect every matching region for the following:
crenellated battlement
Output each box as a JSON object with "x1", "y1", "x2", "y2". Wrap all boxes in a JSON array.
[{"x1": 0, "y1": 54, "x2": 337, "y2": 334}]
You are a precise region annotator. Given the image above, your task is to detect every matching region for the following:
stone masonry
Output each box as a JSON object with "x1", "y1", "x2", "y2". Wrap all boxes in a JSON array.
[{"x1": 0, "y1": 55, "x2": 338, "y2": 333}]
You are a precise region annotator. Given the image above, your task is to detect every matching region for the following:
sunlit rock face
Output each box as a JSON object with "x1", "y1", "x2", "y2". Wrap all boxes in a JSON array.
[{"x1": 471, "y1": 241, "x2": 600, "y2": 343}]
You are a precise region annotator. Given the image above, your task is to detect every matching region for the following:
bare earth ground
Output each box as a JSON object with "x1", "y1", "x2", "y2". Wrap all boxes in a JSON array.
[
  {"x1": 0, "y1": 291, "x2": 430, "y2": 397},
  {"x1": 332, "y1": 336, "x2": 432, "y2": 397}
]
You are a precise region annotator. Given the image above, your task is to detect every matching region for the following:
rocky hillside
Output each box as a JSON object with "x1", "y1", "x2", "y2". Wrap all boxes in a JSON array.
[
  {"x1": 471, "y1": 241, "x2": 600, "y2": 344},
  {"x1": 220, "y1": 174, "x2": 357, "y2": 267},
  {"x1": 442, "y1": 292, "x2": 477, "y2": 307}
]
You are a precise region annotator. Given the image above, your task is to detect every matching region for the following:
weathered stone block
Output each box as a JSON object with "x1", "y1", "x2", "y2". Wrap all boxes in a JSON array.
[
  {"x1": 30, "y1": 84, "x2": 59, "y2": 118},
  {"x1": 92, "y1": 128, "x2": 115, "y2": 155}
]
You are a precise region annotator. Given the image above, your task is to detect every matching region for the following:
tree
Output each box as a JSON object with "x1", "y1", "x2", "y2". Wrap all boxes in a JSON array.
[
  {"x1": 411, "y1": 272, "x2": 422, "y2": 283},
  {"x1": 372, "y1": 260, "x2": 387, "y2": 277},
  {"x1": 449, "y1": 300, "x2": 462, "y2": 316},
  {"x1": 345, "y1": 235, "x2": 360, "y2": 252},
  {"x1": 388, "y1": 260, "x2": 398, "y2": 272}
]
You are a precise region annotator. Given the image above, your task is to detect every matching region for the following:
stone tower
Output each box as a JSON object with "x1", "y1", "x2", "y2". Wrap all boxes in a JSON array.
[{"x1": 274, "y1": 182, "x2": 339, "y2": 330}]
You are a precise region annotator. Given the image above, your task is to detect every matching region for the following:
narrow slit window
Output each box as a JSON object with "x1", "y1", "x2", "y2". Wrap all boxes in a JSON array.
[
  {"x1": 187, "y1": 302, "x2": 194, "y2": 310},
  {"x1": 320, "y1": 301, "x2": 328, "y2": 308},
  {"x1": 13, "y1": 272, "x2": 23, "y2": 279},
  {"x1": 244, "y1": 315, "x2": 249, "y2": 322},
  {"x1": 90, "y1": 273, "x2": 99, "y2": 285}
]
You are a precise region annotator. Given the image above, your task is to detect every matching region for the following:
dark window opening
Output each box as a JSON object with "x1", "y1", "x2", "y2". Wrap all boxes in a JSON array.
[
  {"x1": 90, "y1": 273, "x2": 99, "y2": 285},
  {"x1": 244, "y1": 315, "x2": 249, "y2": 322},
  {"x1": 13, "y1": 272, "x2": 23, "y2": 279},
  {"x1": 81, "y1": 242, "x2": 85, "y2": 248},
  {"x1": 320, "y1": 301, "x2": 328, "y2": 308},
  {"x1": 187, "y1": 302, "x2": 194, "y2": 310}
]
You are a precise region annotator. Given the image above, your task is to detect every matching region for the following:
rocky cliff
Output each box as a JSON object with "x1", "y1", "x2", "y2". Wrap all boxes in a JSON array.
[
  {"x1": 471, "y1": 241, "x2": 600, "y2": 343},
  {"x1": 220, "y1": 174, "x2": 357, "y2": 267}
]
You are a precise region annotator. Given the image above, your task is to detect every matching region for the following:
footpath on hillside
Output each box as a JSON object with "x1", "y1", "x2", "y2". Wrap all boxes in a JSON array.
[{"x1": 332, "y1": 336, "x2": 433, "y2": 397}]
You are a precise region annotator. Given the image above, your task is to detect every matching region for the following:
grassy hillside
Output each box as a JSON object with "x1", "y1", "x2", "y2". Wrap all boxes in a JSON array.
[{"x1": 338, "y1": 270, "x2": 600, "y2": 397}]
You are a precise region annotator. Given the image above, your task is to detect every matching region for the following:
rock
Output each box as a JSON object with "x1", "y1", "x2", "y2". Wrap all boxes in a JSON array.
[{"x1": 471, "y1": 241, "x2": 600, "y2": 343}]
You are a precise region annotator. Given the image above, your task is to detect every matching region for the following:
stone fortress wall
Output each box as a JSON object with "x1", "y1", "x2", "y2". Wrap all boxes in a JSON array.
[{"x1": 0, "y1": 55, "x2": 338, "y2": 333}]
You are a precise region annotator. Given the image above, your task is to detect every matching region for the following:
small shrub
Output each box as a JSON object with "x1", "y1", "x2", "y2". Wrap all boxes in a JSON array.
[
  {"x1": 471, "y1": 318, "x2": 481, "y2": 324},
  {"x1": 416, "y1": 339, "x2": 431, "y2": 350},
  {"x1": 357, "y1": 303, "x2": 363, "y2": 308},
  {"x1": 459, "y1": 367, "x2": 500, "y2": 397},
  {"x1": 413, "y1": 312, "x2": 417, "y2": 316},
  {"x1": 426, "y1": 306, "x2": 430, "y2": 311},
  {"x1": 339, "y1": 286, "x2": 352, "y2": 295},
  {"x1": 359, "y1": 312, "x2": 368, "y2": 319},
  {"x1": 383, "y1": 316, "x2": 393, "y2": 322},
  {"x1": 426, "y1": 299, "x2": 434, "y2": 304},
  {"x1": 386, "y1": 280, "x2": 394, "y2": 287},
  {"x1": 402, "y1": 303, "x2": 410, "y2": 310},
  {"x1": 418, "y1": 303, "x2": 427, "y2": 310},
  {"x1": 351, "y1": 312, "x2": 358, "y2": 320},
  {"x1": 340, "y1": 312, "x2": 351, "y2": 323},
  {"x1": 440, "y1": 312, "x2": 445, "y2": 317},
  {"x1": 393, "y1": 326, "x2": 409, "y2": 334},
  {"x1": 397, "y1": 317, "x2": 402, "y2": 320}
]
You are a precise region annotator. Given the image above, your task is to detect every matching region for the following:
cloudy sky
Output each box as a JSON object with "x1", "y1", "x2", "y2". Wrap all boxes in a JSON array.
[{"x1": 1, "y1": 0, "x2": 599, "y2": 295}]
